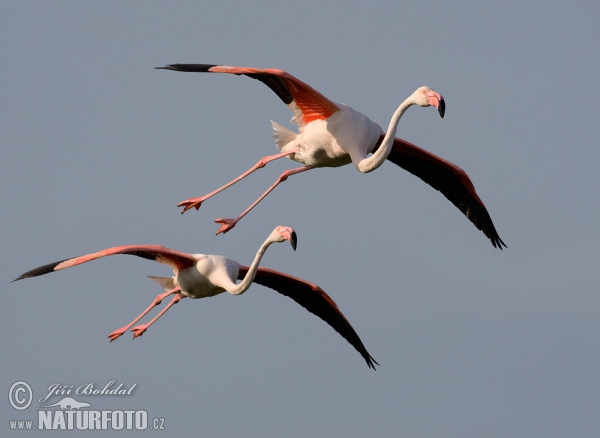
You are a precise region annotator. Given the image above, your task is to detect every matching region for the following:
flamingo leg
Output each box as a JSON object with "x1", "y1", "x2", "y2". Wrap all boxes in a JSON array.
[
  {"x1": 107, "y1": 287, "x2": 179, "y2": 342},
  {"x1": 131, "y1": 293, "x2": 186, "y2": 339},
  {"x1": 215, "y1": 165, "x2": 313, "y2": 235},
  {"x1": 177, "y1": 148, "x2": 300, "y2": 213}
]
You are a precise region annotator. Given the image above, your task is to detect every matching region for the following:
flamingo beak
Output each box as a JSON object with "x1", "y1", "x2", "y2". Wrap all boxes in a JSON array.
[
  {"x1": 426, "y1": 91, "x2": 445, "y2": 118},
  {"x1": 279, "y1": 227, "x2": 297, "y2": 251},
  {"x1": 288, "y1": 230, "x2": 297, "y2": 251}
]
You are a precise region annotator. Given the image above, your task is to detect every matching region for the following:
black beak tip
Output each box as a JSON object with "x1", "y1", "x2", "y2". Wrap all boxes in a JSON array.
[
  {"x1": 290, "y1": 231, "x2": 297, "y2": 251},
  {"x1": 438, "y1": 100, "x2": 445, "y2": 118}
]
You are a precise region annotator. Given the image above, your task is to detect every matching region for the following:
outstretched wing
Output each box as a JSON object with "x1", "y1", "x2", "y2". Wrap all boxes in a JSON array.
[
  {"x1": 238, "y1": 265, "x2": 378, "y2": 369},
  {"x1": 13, "y1": 245, "x2": 197, "y2": 282},
  {"x1": 377, "y1": 136, "x2": 506, "y2": 249},
  {"x1": 157, "y1": 64, "x2": 340, "y2": 129}
]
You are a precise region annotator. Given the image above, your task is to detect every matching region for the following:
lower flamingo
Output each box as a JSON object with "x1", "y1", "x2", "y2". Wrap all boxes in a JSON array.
[{"x1": 13, "y1": 226, "x2": 377, "y2": 369}]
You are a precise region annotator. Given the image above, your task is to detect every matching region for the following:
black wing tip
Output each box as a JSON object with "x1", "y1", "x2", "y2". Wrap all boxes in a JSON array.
[
  {"x1": 155, "y1": 63, "x2": 218, "y2": 72},
  {"x1": 484, "y1": 219, "x2": 507, "y2": 250},
  {"x1": 466, "y1": 204, "x2": 506, "y2": 250},
  {"x1": 491, "y1": 235, "x2": 508, "y2": 250},
  {"x1": 366, "y1": 355, "x2": 379, "y2": 370},
  {"x1": 12, "y1": 259, "x2": 67, "y2": 283}
]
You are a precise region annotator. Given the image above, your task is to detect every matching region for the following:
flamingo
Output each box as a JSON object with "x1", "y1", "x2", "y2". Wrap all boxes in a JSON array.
[
  {"x1": 158, "y1": 64, "x2": 505, "y2": 249},
  {"x1": 12, "y1": 226, "x2": 377, "y2": 369}
]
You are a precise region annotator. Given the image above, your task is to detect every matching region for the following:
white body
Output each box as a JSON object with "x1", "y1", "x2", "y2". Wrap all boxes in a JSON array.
[
  {"x1": 176, "y1": 254, "x2": 241, "y2": 299},
  {"x1": 276, "y1": 104, "x2": 384, "y2": 169}
]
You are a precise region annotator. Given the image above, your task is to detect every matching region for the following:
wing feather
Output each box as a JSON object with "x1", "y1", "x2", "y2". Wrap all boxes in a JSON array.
[
  {"x1": 157, "y1": 64, "x2": 340, "y2": 128},
  {"x1": 13, "y1": 245, "x2": 197, "y2": 282},
  {"x1": 377, "y1": 136, "x2": 506, "y2": 249},
  {"x1": 238, "y1": 266, "x2": 378, "y2": 369}
]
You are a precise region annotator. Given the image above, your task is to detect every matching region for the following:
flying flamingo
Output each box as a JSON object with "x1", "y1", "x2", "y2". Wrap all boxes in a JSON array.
[
  {"x1": 158, "y1": 64, "x2": 505, "y2": 249},
  {"x1": 12, "y1": 226, "x2": 377, "y2": 369}
]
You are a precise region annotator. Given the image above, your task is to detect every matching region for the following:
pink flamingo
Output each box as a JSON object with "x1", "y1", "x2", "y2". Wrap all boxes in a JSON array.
[
  {"x1": 158, "y1": 64, "x2": 505, "y2": 249},
  {"x1": 13, "y1": 226, "x2": 377, "y2": 369}
]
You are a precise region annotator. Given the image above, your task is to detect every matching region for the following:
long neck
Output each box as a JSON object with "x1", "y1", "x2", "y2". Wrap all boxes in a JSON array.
[
  {"x1": 357, "y1": 98, "x2": 414, "y2": 173},
  {"x1": 229, "y1": 237, "x2": 273, "y2": 295}
]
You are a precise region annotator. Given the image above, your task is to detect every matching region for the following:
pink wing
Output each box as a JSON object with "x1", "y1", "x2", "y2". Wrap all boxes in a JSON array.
[
  {"x1": 157, "y1": 64, "x2": 340, "y2": 128},
  {"x1": 377, "y1": 136, "x2": 506, "y2": 249},
  {"x1": 13, "y1": 245, "x2": 197, "y2": 282},
  {"x1": 238, "y1": 265, "x2": 377, "y2": 369}
]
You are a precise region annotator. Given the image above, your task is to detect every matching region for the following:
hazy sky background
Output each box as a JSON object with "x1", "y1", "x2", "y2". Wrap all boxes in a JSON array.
[{"x1": 2, "y1": 1, "x2": 599, "y2": 436}]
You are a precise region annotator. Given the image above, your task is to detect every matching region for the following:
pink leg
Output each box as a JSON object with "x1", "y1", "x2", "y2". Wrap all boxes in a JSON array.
[
  {"x1": 131, "y1": 293, "x2": 186, "y2": 339},
  {"x1": 177, "y1": 148, "x2": 300, "y2": 213},
  {"x1": 107, "y1": 287, "x2": 179, "y2": 342},
  {"x1": 215, "y1": 165, "x2": 313, "y2": 235}
]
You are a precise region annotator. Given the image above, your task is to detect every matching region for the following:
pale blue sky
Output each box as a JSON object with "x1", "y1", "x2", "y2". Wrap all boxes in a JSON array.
[{"x1": 2, "y1": 1, "x2": 599, "y2": 436}]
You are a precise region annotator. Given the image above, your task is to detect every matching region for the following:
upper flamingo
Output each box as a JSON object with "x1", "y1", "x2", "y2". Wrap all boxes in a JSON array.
[
  {"x1": 158, "y1": 64, "x2": 505, "y2": 249},
  {"x1": 13, "y1": 226, "x2": 377, "y2": 369}
]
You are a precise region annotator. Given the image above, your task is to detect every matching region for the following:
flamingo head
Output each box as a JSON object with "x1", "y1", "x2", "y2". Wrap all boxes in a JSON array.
[
  {"x1": 414, "y1": 86, "x2": 445, "y2": 118},
  {"x1": 271, "y1": 226, "x2": 297, "y2": 251}
]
